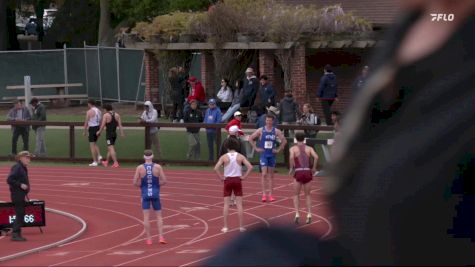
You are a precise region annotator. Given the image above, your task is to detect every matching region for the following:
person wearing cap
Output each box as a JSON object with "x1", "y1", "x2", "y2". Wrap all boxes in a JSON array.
[
  {"x1": 203, "y1": 99, "x2": 222, "y2": 161},
  {"x1": 133, "y1": 149, "x2": 167, "y2": 245},
  {"x1": 225, "y1": 111, "x2": 243, "y2": 133},
  {"x1": 83, "y1": 99, "x2": 103, "y2": 166},
  {"x1": 7, "y1": 151, "x2": 33, "y2": 241},
  {"x1": 183, "y1": 76, "x2": 205, "y2": 115},
  {"x1": 183, "y1": 99, "x2": 204, "y2": 160},
  {"x1": 219, "y1": 125, "x2": 243, "y2": 157},
  {"x1": 7, "y1": 100, "x2": 31, "y2": 157},
  {"x1": 30, "y1": 98, "x2": 47, "y2": 157},
  {"x1": 140, "y1": 101, "x2": 162, "y2": 160},
  {"x1": 257, "y1": 106, "x2": 279, "y2": 129},
  {"x1": 249, "y1": 114, "x2": 287, "y2": 202},
  {"x1": 241, "y1": 67, "x2": 259, "y2": 108}
]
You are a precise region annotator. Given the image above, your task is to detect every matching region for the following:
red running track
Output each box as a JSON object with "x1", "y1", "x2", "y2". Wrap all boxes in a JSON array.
[{"x1": 0, "y1": 166, "x2": 333, "y2": 266}]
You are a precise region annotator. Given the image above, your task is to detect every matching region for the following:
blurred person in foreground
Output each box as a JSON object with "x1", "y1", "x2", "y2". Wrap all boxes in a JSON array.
[{"x1": 205, "y1": 0, "x2": 475, "y2": 265}]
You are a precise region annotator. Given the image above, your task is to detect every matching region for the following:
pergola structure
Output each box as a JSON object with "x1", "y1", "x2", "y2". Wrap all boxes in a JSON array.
[{"x1": 125, "y1": 38, "x2": 381, "y2": 117}]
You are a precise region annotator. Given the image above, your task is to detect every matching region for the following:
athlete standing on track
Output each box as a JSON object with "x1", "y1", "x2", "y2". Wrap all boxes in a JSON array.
[
  {"x1": 214, "y1": 138, "x2": 253, "y2": 233},
  {"x1": 288, "y1": 132, "x2": 318, "y2": 224},
  {"x1": 83, "y1": 99, "x2": 103, "y2": 167},
  {"x1": 96, "y1": 104, "x2": 125, "y2": 168},
  {"x1": 133, "y1": 150, "x2": 167, "y2": 245},
  {"x1": 249, "y1": 114, "x2": 287, "y2": 202}
]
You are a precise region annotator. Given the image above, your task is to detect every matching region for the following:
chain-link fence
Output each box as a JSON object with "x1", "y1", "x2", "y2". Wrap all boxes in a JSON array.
[{"x1": 0, "y1": 45, "x2": 145, "y2": 103}]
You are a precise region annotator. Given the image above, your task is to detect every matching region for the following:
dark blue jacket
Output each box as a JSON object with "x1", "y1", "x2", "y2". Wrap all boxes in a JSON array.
[
  {"x1": 259, "y1": 83, "x2": 276, "y2": 106},
  {"x1": 7, "y1": 161, "x2": 30, "y2": 200},
  {"x1": 317, "y1": 72, "x2": 338, "y2": 99},
  {"x1": 240, "y1": 76, "x2": 259, "y2": 107}
]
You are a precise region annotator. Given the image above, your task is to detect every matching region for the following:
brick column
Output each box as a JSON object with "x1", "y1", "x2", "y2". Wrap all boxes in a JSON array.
[
  {"x1": 144, "y1": 51, "x2": 159, "y2": 103},
  {"x1": 290, "y1": 45, "x2": 307, "y2": 106},
  {"x1": 259, "y1": 50, "x2": 275, "y2": 83},
  {"x1": 200, "y1": 51, "x2": 214, "y2": 98}
]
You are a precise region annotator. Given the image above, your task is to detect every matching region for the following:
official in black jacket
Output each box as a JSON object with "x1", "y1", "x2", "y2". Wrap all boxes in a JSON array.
[{"x1": 6, "y1": 151, "x2": 33, "y2": 241}]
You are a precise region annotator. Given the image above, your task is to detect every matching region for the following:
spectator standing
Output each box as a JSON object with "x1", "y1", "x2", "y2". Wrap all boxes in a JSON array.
[
  {"x1": 317, "y1": 64, "x2": 338, "y2": 125},
  {"x1": 177, "y1": 66, "x2": 189, "y2": 122},
  {"x1": 216, "y1": 78, "x2": 233, "y2": 103},
  {"x1": 7, "y1": 151, "x2": 33, "y2": 241},
  {"x1": 7, "y1": 100, "x2": 31, "y2": 157},
  {"x1": 240, "y1": 67, "x2": 259, "y2": 108},
  {"x1": 184, "y1": 99, "x2": 203, "y2": 160},
  {"x1": 297, "y1": 103, "x2": 320, "y2": 138},
  {"x1": 352, "y1": 65, "x2": 370, "y2": 97},
  {"x1": 204, "y1": 99, "x2": 222, "y2": 161},
  {"x1": 259, "y1": 75, "x2": 276, "y2": 107},
  {"x1": 221, "y1": 80, "x2": 243, "y2": 122},
  {"x1": 29, "y1": 98, "x2": 47, "y2": 157},
  {"x1": 279, "y1": 91, "x2": 299, "y2": 138},
  {"x1": 140, "y1": 101, "x2": 162, "y2": 160},
  {"x1": 169, "y1": 67, "x2": 184, "y2": 122}
]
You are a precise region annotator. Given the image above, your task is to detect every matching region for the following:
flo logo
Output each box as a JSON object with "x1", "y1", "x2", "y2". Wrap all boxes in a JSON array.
[{"x1": 430, "y1": 13, "x2": 454, "y2": 21}]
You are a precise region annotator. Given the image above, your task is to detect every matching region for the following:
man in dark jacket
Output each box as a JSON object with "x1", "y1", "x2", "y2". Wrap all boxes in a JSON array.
[
  {"x1": 317, "y1": 64, "x2": 338, "y2": 125},
  {"x1": 259, "y1": 75, "x2": 275, "y2": 107},
  {"x1": 30, "y1": 98, "x2": 47, "y2": 157},
  {"x1": 169, "y1": 67, "x2": 184, "y2": 122},
  {"x1": 279, "y1": 91, "x2": 299, "y2": 137},
  {"x1": 184, "y1": 99, "x2": 203, "y2": 160},
  {"x1": 7, "y1": 151, "x2": 33, "y2": 241},
  {"x1": 240, "y1": 67, "x2": 259, "y2": 108},
  {"x1": 7, "y1": 100, "x2": 31, "y2": 156}
]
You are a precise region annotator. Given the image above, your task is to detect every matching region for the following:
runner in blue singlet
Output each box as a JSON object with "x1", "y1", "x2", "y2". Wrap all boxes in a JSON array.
[
  {"x1": 133, "y1": 150, "x2": 167, "y2": 245},
  {"x1": 249, "y1": 114, "x2": 287, "y2": 203}
]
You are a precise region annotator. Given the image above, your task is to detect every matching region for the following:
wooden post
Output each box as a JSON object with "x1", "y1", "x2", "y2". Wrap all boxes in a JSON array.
[
  {"x1": 144, "y1": 126, "x2": 151, "y2": 149},
  {"x1": 69, "y1": 125, "x2": 75, "y2": 160}
]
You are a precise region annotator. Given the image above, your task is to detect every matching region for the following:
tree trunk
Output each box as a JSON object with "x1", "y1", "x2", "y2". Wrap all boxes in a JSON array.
[
  {"x1": 98, "y1": 0, "x2": 114, "y2": 46},
  {"x1": 0, "y1": 0, "x2": 7, "y2": 50}
]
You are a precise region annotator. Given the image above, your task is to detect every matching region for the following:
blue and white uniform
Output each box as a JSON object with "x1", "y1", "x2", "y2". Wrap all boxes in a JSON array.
[
  {"x1": 140, "y1": 163, "x2": 161, "y2": 210},
  {"x1": 259, "y1": 127, "x2": 277, "y2": 168}
]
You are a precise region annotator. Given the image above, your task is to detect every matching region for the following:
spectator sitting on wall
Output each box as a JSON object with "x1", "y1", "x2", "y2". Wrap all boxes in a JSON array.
[
  {"x1": 297, "y1": 103, "x2": 320, "y2": 139},
  {"x1": 217, "y1": 78, "x2": 233, "y2": 104},
  {"x1": 259, "y1": 75, "x2": 276, "y2": 107},
  {"x1": 225, "y1": 111, "x2": 244, "y2": 135},
  {"x1": 183, "y1": 76, "x2": 205, "y2": 115},
  {"x1": 221, "y1": 80, "x2": 244, "y2": 122}
]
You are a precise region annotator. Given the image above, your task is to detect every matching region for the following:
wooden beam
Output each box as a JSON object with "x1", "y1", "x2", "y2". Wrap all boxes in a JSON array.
[{"x1": 6, "y1": 83, "x2": 83, "y2": 90}]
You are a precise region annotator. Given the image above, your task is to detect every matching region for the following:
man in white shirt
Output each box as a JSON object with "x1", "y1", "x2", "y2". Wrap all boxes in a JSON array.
[
  {"x1": 139, "y1": 101, "x2": 162, "y2": 160},
  {"x1": 83, "y1": 99, "x2": 103, "y2": 166},
  {"x1": 214, "y1": 138, "x2": 253, "y2": 233}
]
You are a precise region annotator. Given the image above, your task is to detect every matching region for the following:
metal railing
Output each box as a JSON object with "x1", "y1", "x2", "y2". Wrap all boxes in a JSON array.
[{"x1": 0, "y1": 121, "x2": 334, "y2": 166}]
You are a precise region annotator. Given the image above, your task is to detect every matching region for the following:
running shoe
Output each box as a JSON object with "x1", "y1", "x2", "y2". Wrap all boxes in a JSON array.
[
  {"x1": 146, "y1": 239, "x2": 152, "y2": 245},
  {"x1": 268, "y1": 195, "x2": 276, "y2": 202},
  {"x1": 111, "y1": 162, "x2": 120, "y2": 168},
  {"x1": 221, "y1": 227, "x2": 228, "y2": 233},
  {"x1": 261, "y1": 195, "x2": 267, "y2": 202},
  {"x1": 98, "y1": 155, "x2": 103, "y2": 162},
  {"x1": 101, "y1": 160, "x2": 108, "y2": 167},
  {"x1": 159, "y1": 236, "x2": 167, "y2": 244},
  {"x1": 89, "y1": 162, "x2": 98, "y2": 167},
  {"x1": 294, "y1": 214, "x2": 300, "y2": 225},
  {"x1": 306, "y1": 215, "x2": 312, "y2": 224}
]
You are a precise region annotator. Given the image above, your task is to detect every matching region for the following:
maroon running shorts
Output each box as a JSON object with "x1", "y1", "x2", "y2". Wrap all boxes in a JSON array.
[
  {"x1": 223, "y1": 177, "x2": 243, "y2": 197},
  {"x1": 294, "y1": 170, "x2": 313, "y2": 184}
]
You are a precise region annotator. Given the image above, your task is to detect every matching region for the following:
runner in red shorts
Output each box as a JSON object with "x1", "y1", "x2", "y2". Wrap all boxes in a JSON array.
[
  {"x1": 288, "y1": 132, "x2": 319, "y2": 224},
  {"x1": 214, "y1": 138, "x2": 253, "y2": 233}
]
